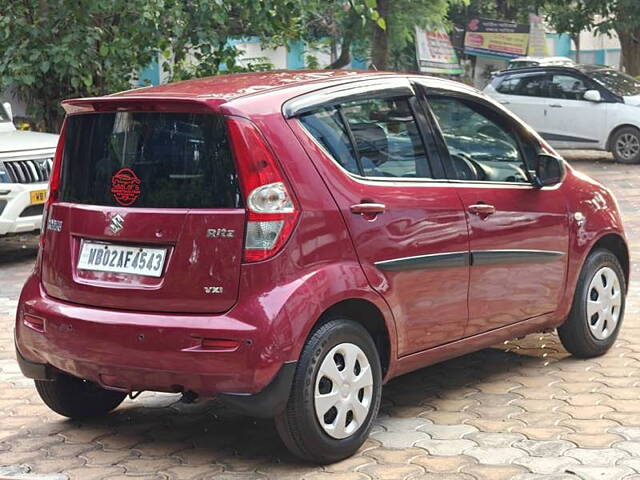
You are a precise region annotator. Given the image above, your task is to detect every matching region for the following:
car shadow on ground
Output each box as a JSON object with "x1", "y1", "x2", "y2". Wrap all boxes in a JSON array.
[
  {"x1": 0, "y1": 233, "x2": 39, "y2": 265},
  {"x1": 48, "y1": 342, "x2": 564, "y2": 468}
]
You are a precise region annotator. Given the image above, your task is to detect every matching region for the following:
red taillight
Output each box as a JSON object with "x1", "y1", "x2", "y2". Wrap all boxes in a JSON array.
[
  {"x1": 227, "y1": 117, "x2": 299, "y2": 263},
  {"x1": 36, "y1": 120, "x2": 66, "y2": 273}
]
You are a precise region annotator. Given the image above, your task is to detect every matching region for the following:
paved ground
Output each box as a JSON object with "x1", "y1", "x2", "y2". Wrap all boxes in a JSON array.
[{"x1": 1, "y1": 151, "x2": 640, "y2": 480}]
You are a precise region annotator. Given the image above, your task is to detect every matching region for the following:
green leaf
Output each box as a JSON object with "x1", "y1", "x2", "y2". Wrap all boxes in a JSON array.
[
  {"x1": 376, "y1": 17, "x2": 386, "y2": 30},
  {"x1": 99, "y1": 44, "x2": 109, "y2": 57}
]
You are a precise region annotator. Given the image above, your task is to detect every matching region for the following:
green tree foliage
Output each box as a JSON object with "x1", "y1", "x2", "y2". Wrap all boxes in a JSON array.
[
  {"x1": 543, "y1": 2, "x2": 592, "y2": 62},
  {"x1": 0, "y1": 0, "x2": 163, "y2": 131},
  {"x1": 543, "y1": 0, "x2": 640, "y2": 75},
  {"x1": 372, "y1": 0, "x2": 468, "y2": 71},
  {"x1": 293, "y1": 0, "x2": 382, "y2": 69},
  {"x1": 0, "y1": 0, "x2": 303, "y2": 131},
  {"x1": 159, "y1": 0, "x2": 301, "y2": 81}
]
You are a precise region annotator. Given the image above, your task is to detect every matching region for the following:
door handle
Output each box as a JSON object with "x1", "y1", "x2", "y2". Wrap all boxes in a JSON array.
[
  {"x1": 468, "y1": 203, "x2": 496, "y2": 218},
  {"x1": 350, "y1": 202, "x2": 386, "y2": 217},
  {"x1": 499, "y1": 100, "x2": 511, "y2": 105},
  {"x1": 549, "y1": 104, "x2": 563, "y2": 108}
]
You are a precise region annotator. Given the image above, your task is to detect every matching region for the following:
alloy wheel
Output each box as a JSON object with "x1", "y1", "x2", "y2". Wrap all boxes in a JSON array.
[
  {"x1": 314, "y1": 342, "x2": 374, "y2": 439},
  {"x1": 615, "y1": 133, "x2": 640, "y2": 161},
  {"x1": 586, "y1": 266, "x2": 622, "y2": 340}
]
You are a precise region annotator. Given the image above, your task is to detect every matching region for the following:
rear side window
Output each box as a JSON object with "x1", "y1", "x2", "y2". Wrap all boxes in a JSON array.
[
  {"x1": 496, "y1": 74, "x2": 548, "y2": 97},
  {"x1": 60, "y1": 112, "x2": 241, "y2": 208},
  {"x1": 299, "y1": 107, "x2": 360, "y2": 174},
  {"x1": 299, "y1": 97, "x2": 431, "y2": 179}
]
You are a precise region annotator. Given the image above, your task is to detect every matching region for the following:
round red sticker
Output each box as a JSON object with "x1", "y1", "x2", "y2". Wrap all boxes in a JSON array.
[{"x1": 111, "y1": 168, "x2": 141, "y2": 206}]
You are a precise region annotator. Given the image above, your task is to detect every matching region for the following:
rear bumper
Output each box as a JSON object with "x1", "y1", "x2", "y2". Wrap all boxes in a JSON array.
[{"x1": 15, "y1": 274, "x2": 294, "y2": 415}]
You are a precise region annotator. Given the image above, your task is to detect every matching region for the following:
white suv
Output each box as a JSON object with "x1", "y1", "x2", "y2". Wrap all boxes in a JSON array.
[
  {"x1": 0, "y1": 102, "x2": 58, "y2": 236},
  {"x1": 484, "y1": 65, "x2": 640, "y2": 163}
]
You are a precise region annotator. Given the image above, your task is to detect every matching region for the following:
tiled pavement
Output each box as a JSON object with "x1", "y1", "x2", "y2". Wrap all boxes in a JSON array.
[{"x1": 1, "y1": 151, "x2": 640, "y2": 480}]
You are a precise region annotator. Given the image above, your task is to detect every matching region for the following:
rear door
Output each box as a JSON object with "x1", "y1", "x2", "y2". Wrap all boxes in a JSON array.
[
  {"x1": 488, "y1": 72, "x2": 549, "y2": 131},
  {"x1": 42, "y1": 110, "x2": 245, "y2": 313},
  {"x1": 288, "y1": 81, "x2": 470, "y2": 356}
]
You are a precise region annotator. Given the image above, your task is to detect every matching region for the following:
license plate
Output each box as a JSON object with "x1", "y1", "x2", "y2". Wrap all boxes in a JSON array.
[
  {"x1": 77, "y1": 241, "x2": 167, "y2": 277},
  {"x1": 30, "y1": 189, "x2": 47, "y2": 204}
]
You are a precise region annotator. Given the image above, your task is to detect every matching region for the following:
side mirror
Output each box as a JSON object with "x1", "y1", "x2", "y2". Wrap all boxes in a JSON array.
[
  {"x1": 533, "y1": 153, "x2": 565, "y2": 188},
  {"x1": 583, "y1": 90, "x2": 602, "y2": 102},
  {"x1": 2, "y1": 102, "x2": 12, "y2": 121}
]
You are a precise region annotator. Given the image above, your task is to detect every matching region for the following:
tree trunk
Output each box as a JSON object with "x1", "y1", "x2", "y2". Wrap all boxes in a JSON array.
[
  {"x1": 572, "y1": 34, "x2": 581, "y2": 64},
  {"x1": 617, "y1": 29, "x2": 640, "y2": 76},
  {"x1": 370, "y1": 0, "x2": 389, "y2": 70},
  {"x1": 327, "y1": 34, "x2": 353, "y2": 69}
]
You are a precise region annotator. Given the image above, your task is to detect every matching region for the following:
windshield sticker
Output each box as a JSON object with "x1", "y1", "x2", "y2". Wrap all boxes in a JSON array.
[{"x1": 111, "y1": 168, "x2": 141, "y2": 206}]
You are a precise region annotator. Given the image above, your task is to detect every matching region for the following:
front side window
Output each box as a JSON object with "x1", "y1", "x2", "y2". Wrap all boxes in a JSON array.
[
  {"x1": 429, "y1": 96, "x2": 530, "y2": 183},
  {"x1": 548, "y1": 74, "x2": 589, "y2": 100},
  {"x1": 299, "y1": 97, "x2": 431, "y2": 179}
]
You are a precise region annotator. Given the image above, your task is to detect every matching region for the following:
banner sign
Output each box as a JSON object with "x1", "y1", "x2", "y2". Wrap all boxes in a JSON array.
[
  {"x1": 464, "y1": 18, "x2": 530, "y2": 59},
  {"x1": 528, "y1": 14, "x2": 549, "y2": 57},
  {"x1": 415, "y1": 27, "x2": 463, "y2": 75}
]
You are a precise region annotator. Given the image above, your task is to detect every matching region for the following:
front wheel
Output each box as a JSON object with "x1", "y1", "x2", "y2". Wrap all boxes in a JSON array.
[
  {"x1": 275, "y1": 319, "x2": 382, "y2": 464},
  {"x1": 35, "y1": 373, "x2": 127, "y2": 419},
  {"x1": 558, "y1": 249, "x2": 626, "y2": 358},
  {"x1": 611, "y1": 127, "x2": 640, "y2": 164}
]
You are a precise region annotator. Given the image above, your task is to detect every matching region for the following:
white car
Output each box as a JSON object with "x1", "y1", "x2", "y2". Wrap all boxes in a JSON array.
[
  {"x1": 484, "y1": 65, "x2": 640, "y2": 163},
  {"x1": 0, "y1": 102, "x2": 58, "y2": 235},
  {"x1": 506, "y1": 56, "x2": 575, "y2": 70}
]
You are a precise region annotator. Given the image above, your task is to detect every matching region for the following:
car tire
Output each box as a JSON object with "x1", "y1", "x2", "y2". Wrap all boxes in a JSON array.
[
  {"x1": 558, "y1": 249, "x2": 626, "y2": 358},
  {"x1": 35, "y1": 373, "x2": 127, "y2": 419},
  {"x1": 611, "y1": 127, "x2": 640, "y2": 164},
  {"x1": 275, "y1": 318, "x2": 382, "y2": 464}
]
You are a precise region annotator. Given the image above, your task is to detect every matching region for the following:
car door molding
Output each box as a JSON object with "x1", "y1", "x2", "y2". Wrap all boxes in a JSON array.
[
  {"x1": 471, "y1": 249, "x2": 566, "y2": 266},
  {"x1": 375, "y1": 251, "x2": 470, "y2": 272},
  {"x1": 375, "y1": 249, "x2": 565, "y2": 272},
  {"x1": 540, "y1": 132, "x2": 599, "y2": 144}
]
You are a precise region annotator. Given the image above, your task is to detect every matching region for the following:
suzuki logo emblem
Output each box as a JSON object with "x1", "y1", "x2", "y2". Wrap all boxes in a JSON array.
[{"x1": 109, "y1": 214, "x2": 125, "y2": 234}]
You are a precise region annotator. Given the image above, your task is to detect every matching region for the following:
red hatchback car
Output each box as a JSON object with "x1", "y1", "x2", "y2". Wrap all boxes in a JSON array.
[{"x1": 16, "y1": 71, "x2": 628, "y2": 463}]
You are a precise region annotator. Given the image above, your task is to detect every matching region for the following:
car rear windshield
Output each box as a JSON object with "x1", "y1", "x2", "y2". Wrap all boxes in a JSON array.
[
  {"x1": 590, "y1": 69, "x2": 640, "y2": 97},
  {"x1": 59, "y1": 112, "x2": 242, "y2": 208}
]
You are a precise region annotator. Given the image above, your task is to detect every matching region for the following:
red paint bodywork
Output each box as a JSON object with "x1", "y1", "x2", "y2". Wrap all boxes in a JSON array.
[{"x1": 15, "y1": 71, "x2": 628, "y2": 397}]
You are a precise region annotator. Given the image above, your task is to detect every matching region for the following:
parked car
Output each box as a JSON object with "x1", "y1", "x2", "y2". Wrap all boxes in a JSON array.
[
  {"x1": 485, "y1": 64, "x2": 640, "y2": 163},
  {"x1": 507, "y1": 56, "x2": 575, "y2": 70},
  {"x1": 0, "y1": 102, "x2": 57, "y2": 235},
  {"x1": 16, "y1": 71, "x2": 628, "y2": 463}
]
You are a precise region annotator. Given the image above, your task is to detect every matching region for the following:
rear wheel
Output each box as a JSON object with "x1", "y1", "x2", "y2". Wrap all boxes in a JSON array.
[
  {"x1": 35, "y1": 373, "x2": 126, "y2": 419},
  {"x1": 611, "y1": 127, "x2": 640, "y2": 164},
  {"x1": 275, "y1": 319, "x2": 382, "y2": 464},
  {"x1": 558, "y1": 249, "x2": 626, "y2": 358}
]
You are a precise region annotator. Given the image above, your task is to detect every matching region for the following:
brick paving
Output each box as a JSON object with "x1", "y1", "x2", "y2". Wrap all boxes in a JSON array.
[{"x1": 1, "y1": 151, "x2": 640, "y2": 480}]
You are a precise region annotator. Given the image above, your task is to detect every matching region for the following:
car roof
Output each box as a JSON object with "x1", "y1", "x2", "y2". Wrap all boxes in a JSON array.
[
  {"x1": 112, "y1": 70, "x2": 399, "y2": 101},
  {"x1": 62, "y1": 70, "x2": 479, "y2": 114}
]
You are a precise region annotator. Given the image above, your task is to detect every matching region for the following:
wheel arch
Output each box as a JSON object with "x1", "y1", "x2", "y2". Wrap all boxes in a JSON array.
[
  {"x1": 606, "y1": 124, "x2": 640, "y2": 151},
  {"x1": 315, "y1": 298, "x2": 392, "y2": 378},
  {"x1": 589, "y1": 232, "x2": 630, "y2": 290}
]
